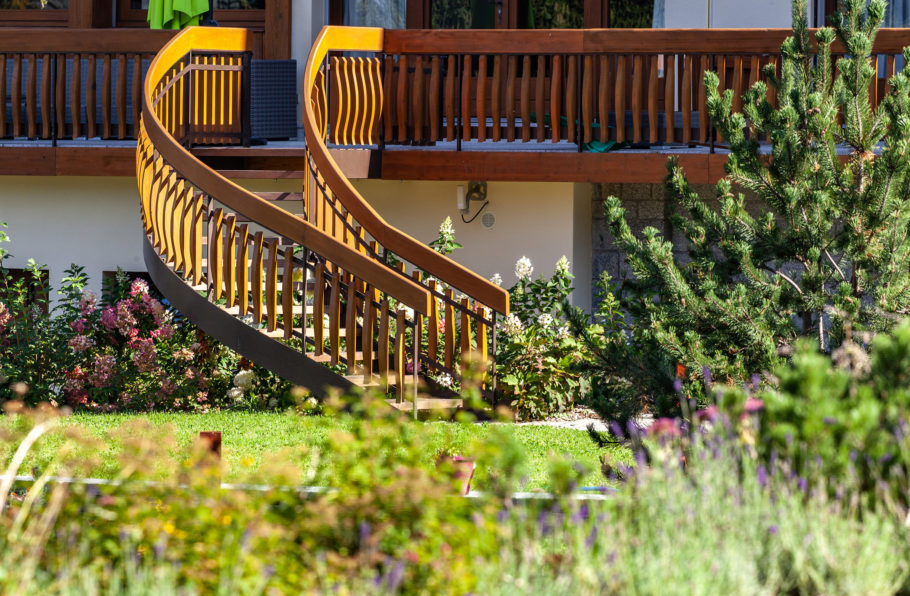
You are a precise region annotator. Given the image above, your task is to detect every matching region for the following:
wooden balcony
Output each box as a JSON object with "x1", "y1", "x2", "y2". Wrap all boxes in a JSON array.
[{"x1": 7, "y1": 27, "x2": 910, "y2": 182}]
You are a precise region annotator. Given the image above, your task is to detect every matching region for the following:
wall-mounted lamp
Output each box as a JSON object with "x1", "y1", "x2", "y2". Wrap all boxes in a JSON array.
[{"x1": 457, "y1": 181, "x2": 488, "y2": 223}]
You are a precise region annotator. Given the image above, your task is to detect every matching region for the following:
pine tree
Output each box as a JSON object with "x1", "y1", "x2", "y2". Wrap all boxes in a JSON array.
[{"x1": 604, "y1": 0, "x2": 910, "y2": 387}]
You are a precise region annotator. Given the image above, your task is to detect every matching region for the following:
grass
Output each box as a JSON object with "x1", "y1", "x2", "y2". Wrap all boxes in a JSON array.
[{"x1": 0, "y1": 411, "x2": 628, "y2": 490}]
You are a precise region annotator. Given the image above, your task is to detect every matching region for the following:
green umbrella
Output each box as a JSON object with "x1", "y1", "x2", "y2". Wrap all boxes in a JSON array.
[{"x1": 147, "y1": 0, "x2": 210, "y2": 29}]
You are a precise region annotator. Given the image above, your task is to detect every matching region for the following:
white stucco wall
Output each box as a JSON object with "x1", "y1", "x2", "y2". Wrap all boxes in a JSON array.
[
  {"x1": 664, "y1": 0, "x2": 792, "y2": 28},
  {"x1": 351, "y1": 179, "x2": 590, "y2": 307},
  {"x1": 0, "y1": 176, "x2": 144, "y2": 299}
]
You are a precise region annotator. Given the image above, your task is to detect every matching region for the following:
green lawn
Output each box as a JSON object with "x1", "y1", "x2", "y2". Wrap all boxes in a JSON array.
[{"x1": 0, "y1": 412, "x2": 629, "y2": 490}]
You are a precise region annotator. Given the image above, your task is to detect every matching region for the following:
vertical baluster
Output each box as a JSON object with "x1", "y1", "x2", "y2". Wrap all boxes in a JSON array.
[
  {"x1": 648, "y1": 55, "x2": 659, "y2": 144},
  {"x1": 427, "y1": 279, "x2": 439, "y2": 361},
  {"x1": 12, "y1": 55, "x2": 21, "y2": 138},
  {"x1": 178, "y1": 188, "x2": 193, "y2": 278},
  {"x1": 328, "y1": 266, "x2": 341, "y2": 364},
  {"x1": 266, "y1": 240, "x2": 279, "y2": 332},
  {"x1": 192, "y1": 194, "x2": 205, "y2": 286},
  {"x1": 383, "y1": 56, "x2": 394, "y2": 142},
  {"x1": 520, "y1": 55, "x2": 531, "y2": 142},
  {"x1": 101, "y1": 54, "x2": 111, "y2": 139},
  {"x1": 236, "y1": 224, "x2": 249, "y2": 316},
  {"x1": 715, "y1": 55, "x2": 726, "y2": 142},
  {"x1": 491, "y1": 54, "x2": 502, "y2": 142},
  {"x1": 26, "y1": 54, "x2": 36, "y2": 138},
  {"x1": 345, "y1": 280, "x2": 358, "y2": 373},
  {"x1": 731, "y1": 55, "x2": 743, "y2": 115},
  {"x1": 117, "y1": 54, "x2": 127, "y2": 139},
  {"x1": 251, "y1": 231, "x2": 264, "y2": 325},
  {"x1": 313, "y1": 262, "x2": 325, "y2": 355},
  {"x1": 283, "y1": 246, "x2": 295, "y2": 340},
  {"x1": 631, "y1": 54, "x2": 643, "y2": 143},
  {"x1": 223, "y1": 214, "x2": 236, "y2": 308},
  {"x1": 362, "y1": 285, "x2": 377, "y2": 384},
  {"x1": 682, "y1": 55, "x2": 692, "y2": 144},
  {"x1": 395, "y1": 309, "x2": 407, "y2": 402},
  {"x1": 86, "y1": 55, "x2": 96, "y2": 139},
  {"x1": 475, "y1": 305, "x2": 488, "y2": 363},
  {"x1": 614, "y1": 55, "x2": 626, "y2": 144},
  {"x1": 566, "y1": 55, "x2": 577, "y2": 144},
  {"x1": 411, "y1": 270, "x2": 423, "y2": 379},
  {"x1": 506, "y1": 55, "x2": 516, "y2": 142},
  {"x1": 445, "y1": 54, "x2": 456, "y2": 141},
  {"x1": 55, "y1": 55, "x2": 65, "y2": 139},
  {"x1": 459, "y1": 298, "x2": 472, "y2": 356},
  {"x1": 444, "y1": 289, "x2": 455, "y2": 370},
  {"x1": 535, "y1": 55, "x2": 546, "y2": 142},
  {"x1": 155, "y1": 172, "x2": 173, "y2": 252},
  {"x1": 699, "y1": 56, "x2": 709, "y2": 143},
  {"x1": 171, "y1": 183, "x2": 186, "y2": 270},
  {"x1": 161, "y1": 179, "x2": 176, "y2": 262},
  {"x1": 869, "y1": 56, "x2": 879, "y2": 109},
  {"x1": 132, "y1": 55, "x2": 142, "y2": 137},
  {"x1": 397, "y1": 56, "x2": 408, "y2": 143},
  {"x1": 40, "y1": 54, "x2": 50, "y2": 139},
  {"x1": 550, "y1": 55, "x2": 561, "y2": 143},
  {"x1": 378, "y1": 298, "x2": 390, "y2": 389},
  {"x1": 476, "y1": 55, "x2": 487, "y2": 142},
  {"x1": 599, "y1": 55, "x2": 611, "y2": 143},
  {"x1": 429, "y1": 55, "x2": 440, "y2": 142},
  {"x1": 767, "y1": 56, "x2": 778, "y2": 109},
  {"x1": 665, "y1": 54, "x2": 676, "y2": 143},
  {"x1": 582, "y1": 55, "x2": 594, "y2": 144},
  {"x1": 462, "y1": 55, "x2": 472, "y2": 142},
  {"x1": 71, "y1": 54, "x2": 81, "y2": 139},
  {"x1": 208, "y1": 207, "x2": 223, "y2": 300},
  {"x1": 412, "y1": 55, "x2": 424, "y2": 143}
]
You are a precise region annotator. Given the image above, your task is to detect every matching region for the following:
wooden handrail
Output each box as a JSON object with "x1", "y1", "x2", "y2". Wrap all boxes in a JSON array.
[
  {"x1": 142, "y1": 27, "x2": 431, "y2": 315},
  {"x1": 303, "y1": 26, "x2": 510, "y2": 315},
  {"x1": 0, "y1": 28, "x2": 176, "y2": 53},
  {"x1": 383, "y1": 27, "x2": 910, "y2": 55}
]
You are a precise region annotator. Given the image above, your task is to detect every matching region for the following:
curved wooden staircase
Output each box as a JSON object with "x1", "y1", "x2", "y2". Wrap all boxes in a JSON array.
[{"x1": 137, "y1": 27, "x2": 509, "y2": 413}]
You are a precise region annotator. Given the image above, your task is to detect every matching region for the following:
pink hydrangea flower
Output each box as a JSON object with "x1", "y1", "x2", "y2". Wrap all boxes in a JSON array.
[
  {"x1": 91, "y1": 354, "x2": 117, "y2": 388},
  {"x1": 101, "y1": 307, "x2": 118, "y2": 330},
  {"x1": 130, "y1": 337, "x2": 157, "y2": 373},
  {"x1": 129, "y1": 278, "x2": 149, "y2": 298},
  {"x1": 79, "y1": 291, "x2": 97, "y2": 316},
  {"x1": 115, "y1": 300, "x2": 137, "y2": 336},
  {"x1": 151, "y1": 324, "x2": 174, "y2": 340},
  {"x1": 0, "y1": 302, "x2": 11, "y2": 333},
  {"x1": 744, "y1": 398, "x2": 764, "y2": 413},
  {"x1": 68, "y1": 334, "x2": 93, "y2": 353},
  {"x1": 70, "y1": 318, "x2": 87, "y2": 334}
]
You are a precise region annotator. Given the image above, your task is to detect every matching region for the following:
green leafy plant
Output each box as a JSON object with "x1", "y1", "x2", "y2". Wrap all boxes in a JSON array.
[{"x1": 604, "y1": 0, "x2": 910, "y2": 391}]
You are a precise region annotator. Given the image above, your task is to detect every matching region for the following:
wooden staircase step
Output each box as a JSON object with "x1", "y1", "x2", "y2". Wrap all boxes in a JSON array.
[
  {"x1": 254, "y1": 192, "x2": 305, "y2": 202},
  {"x1": 387, "y1": 397, "x2": 464, "y2": 412}
]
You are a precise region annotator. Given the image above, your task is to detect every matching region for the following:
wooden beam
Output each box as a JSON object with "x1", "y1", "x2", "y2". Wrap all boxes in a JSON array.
[
  {"x1": 263, "y1": 0, "x2": 292, "y2": 59},
  {"x1": 380, "y1": 150, "x2": 731, "y2": 184},
  {"x1": 0, "y1": 29, "x2": 175, "y2": 53}
]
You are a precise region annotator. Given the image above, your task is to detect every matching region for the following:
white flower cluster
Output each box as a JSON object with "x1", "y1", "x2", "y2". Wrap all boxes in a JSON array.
[
  {"x1": 489, "y1": 273, "x2": 503, "y2": 286},
  {"x1": 437, "y1": 373, "x2": 454, "y2": 388},
  {"x1": 556, "y1": 324, "x2": 571, "y2": 339},
  {"x1": 227, "y1": 387, "x2": 244, "y2": 401},
  {"x1": 502, "y1": 313, "x2": 524, "y2": 337},
  {"x1": 439, "y1": 216, "x2": 455, "y2": 237},
  {"x1": 537, "y1": 313, "x2": 554, "y2": 328},
  {"x1": 514, "y1": 256, "x2": 534, "y2": 281},
  {"x1": 555, "y1": 255, "x2": 571, "y2": 277},
  {"x1": 233, "y1": 369, "x2": 257, "y2": 391}
]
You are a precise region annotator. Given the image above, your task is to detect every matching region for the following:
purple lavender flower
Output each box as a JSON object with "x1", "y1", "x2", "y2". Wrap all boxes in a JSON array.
[
  {"x1": 757, "y1": 464, "x2": 768, "y2": 488},
  {"x1": 702, "y1": 366, "x2": 713, "y2": 384},
  {"x1": 673, "y1": 378, "x2": 684, "y2": 394},
  {"x1": 585, "y1": 524, "x2": 598, "y2": 548},
  {"x1": 751, "y1": 374, "x2": 761, "y2": 390},
  {"x1": 768, "y1": 525, "x2": 779, "y2": 535},
  {"x1": 385, "y1": 560, "x2": 405, "y2": 592},
  {"x1": 360, "y1": 521, "x2": 371, "y2": 546},
  {"x1": 798, "y1": 477, "x2": 808, "y2": 493}
]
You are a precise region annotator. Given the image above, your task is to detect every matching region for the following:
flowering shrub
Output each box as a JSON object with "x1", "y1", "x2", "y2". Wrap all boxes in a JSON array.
[
  {"x1": 0, "y1": 223, "x2": 291, "y2": 410},
  {"x1": 495, "y1": 255, "x2": 590, "y2": 419}
]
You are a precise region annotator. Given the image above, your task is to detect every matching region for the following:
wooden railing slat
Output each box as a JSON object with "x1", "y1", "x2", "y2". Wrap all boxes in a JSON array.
[
  {"x1": 582, "y1": 55, "x2": 593, "y2": 144},
  {"x1": 566, "y1": 54, "x2": 577, "y2": 144},
  {"x1": 535, "y1": 55, "x2": 546, "y2": 142},
  {"x1": 699, "y1": 55, "x2": 708, "y2": 143},
  {"x1": 550, "y1": 55, "x2": 561, "y2": 143},
  {"x1": 397, "y1": 55, "x2": 408, "y2": 143},
  {"x1": 681, "y1": 54, "x2": 692, "y2": 144},
  {"x1": 252, "y1": 231, "x2": 264, "y2": 325},
  {"x1": 394, "y1": 308, "x2": 406, "y2": 401},
  {"x1": 313, "y1": 261, "x2": 324, "y2": 355},
  {"x1": 55, "y1": 55, "x2": 65, "y2": 138},
  {"x1": 444, "y1": 54, "x2": 455, "y2": 141},
  {"x1": 506, "y1": 54, "x2": 516, "y2": 142},
  {"x1": 491, "y1": 54, "x2": 502, "y2": 142},
  {"x1": 614, "y1": 54, "x2": 625, "y2": 143},
  {"x1": 117, "y1": 53, "x2": 127, "y2": 139},
  {"x1": 631, "y1": 54, "x2": 642, "y2": 143},
  {"x1": 266, "y1": 239, "x2": 279, "y2": 333},
  {"x1": 12, "y1": 55, "x2": 22, "y2": 138},
  {"x1": 86, "y1": 54, "x2": 96, "y2": 139},
  {"x1": 520, "y1": 55, "x2": 531, "y2": 142},
  {"x1": 71, "y1": 54, "x2": 81, "y2": 139},
  {"x1": 462, "y1": 55, "x2": 472, "y2": 142},
  {"x1": 26, "y1": 54, "x2": 36, "y2": 139},
  {"x1": 429, "y1": 55, "x2": 440, "y2": 142},
  {"x1": 598, "y1": 55, "x2": 610, "y2": 143},
  {"x1": 102, "y1": 54, "x2": 112, "y2": 139},
  {"x1": 345, "y1": 280, "x2": 357, "y2": 373},
  {"x1": 648, "y1": 55, "x2": 658, "y2": 144},
  {"x1": 476, "y1": 55, "x2": 487, "y2": 142},
  {"x1": 223, "y1": 214, "x2": 236, "y2": 308},
  {"x1": 283, "y1": 246, "x2": 295, "y2": 340},
  {"x1": 0, "y1": 55, "x2": 6, "y2": 138}
]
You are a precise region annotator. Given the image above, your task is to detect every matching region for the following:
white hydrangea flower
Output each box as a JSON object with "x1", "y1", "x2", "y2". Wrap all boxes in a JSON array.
[
  {"x1": 556, "y1": 325, "x2": 571, "y2": 339},
  {"x1": 490, "y1": 273, "x2": 503, "y2": 286},
  {"x1": 439, "y1": 216, "x2": 455, "y2": 237},
  {"x1": 403, "y1": 307, "x2": 415, "y2": 321},
  {"x1": 537, "y1": 313, "x2": 554, "y2": 328},
  {"x1": 437, "y1": 373, "x2": 454, "y2": 388},
  {"x1": 233, "y1": 369, "x2": 256, "y2": 391},
  {"x1": 502, "y1": 313, "x2": 524, "y2": 337},
  {"x1": 227, "y1": 387, "x2": 244, "y2": 401},
  {"x1": 454, "y1": 292, "x2": 468, "y2": 303},
  {"x1": 268, "y1": 398, "x2": 279, "y2": 408},
  {"x1": 555, "y1": 255, "x2": 571, "y2": 277},
  {"x1": 514, "y1": 256, "x2": 533, "y2": 281}
]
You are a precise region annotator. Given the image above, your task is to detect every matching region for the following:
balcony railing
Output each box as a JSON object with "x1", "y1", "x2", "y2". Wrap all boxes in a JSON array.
[
  {"x1": 0, "y1": 28, "x2": 174, "y2": 142},
  {"x1": 320, "y1": 28, "x2": 910, "y2": 151}
]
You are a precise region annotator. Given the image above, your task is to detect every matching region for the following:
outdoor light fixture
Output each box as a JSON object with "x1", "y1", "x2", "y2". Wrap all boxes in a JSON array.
[{"x1": 458, "y1": 181, "x2": 489, "y2": 223}]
